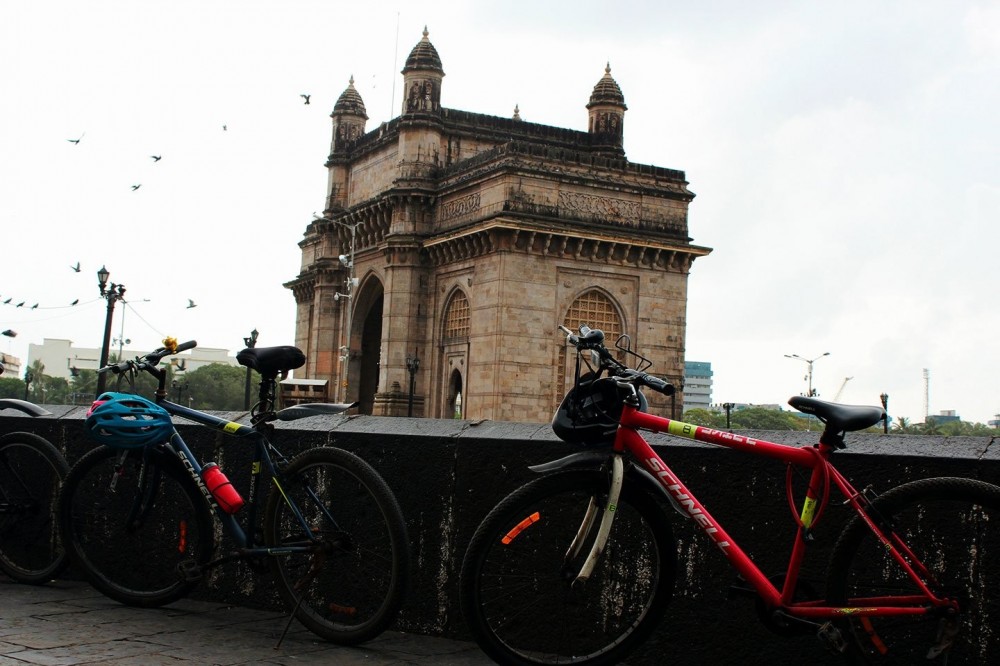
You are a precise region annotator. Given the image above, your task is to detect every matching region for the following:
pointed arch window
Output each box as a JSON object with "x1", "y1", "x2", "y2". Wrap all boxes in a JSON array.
[
  {"x1": 563, "y1": 289, "x2": 622, "y2": 341},
  {"x1": 443, "y1": 290, "x2": 470, "y2": 342},
  {"x1": 559, "y1": 289, "x2": 624, "y2": 395}
]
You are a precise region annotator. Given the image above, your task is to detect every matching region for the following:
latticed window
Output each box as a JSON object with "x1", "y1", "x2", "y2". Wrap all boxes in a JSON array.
[
  {"x1": 563, "y1": 290, "x2": 621, "y2": 341},
  {"x1": 443, "y1": 290, "x2": 470, "y2": 341},
  {"x1": 559, "y1": 289, "x2": 624, "y2": 395}
]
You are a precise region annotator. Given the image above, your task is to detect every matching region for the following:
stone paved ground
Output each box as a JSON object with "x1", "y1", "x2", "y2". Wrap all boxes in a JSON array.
[{"x1": 0, "y1": 577, "x2": 492, "y2": 665}]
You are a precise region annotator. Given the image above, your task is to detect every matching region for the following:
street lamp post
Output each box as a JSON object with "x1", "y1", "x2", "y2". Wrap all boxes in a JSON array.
[
  {"x1": 96, "y1": 266, "x2": 126, "y2": 397},
  {"x1": 723, "y1": 402, "x2": 735, "y2": 431},
  {"x1": 243, "y1": 328, "x2": 258, "y2": 410},
  {"x1": 784, "y1": 352, "x2": 830, "y2": 397},
  {"x1": 405, "y1": 350, "x2": 420, "y2": 417}
]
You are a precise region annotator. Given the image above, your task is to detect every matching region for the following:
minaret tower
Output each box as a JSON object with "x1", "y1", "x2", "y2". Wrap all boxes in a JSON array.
[
  {"x1": 587, "y1": 63, "x2": 627, "y2": 157},
  {"x1": 400, "y1": 26, "x2": 444, "y2": 115},
  {"x1": 326, "y1": 76, "x2": 368, "y2": 211}
]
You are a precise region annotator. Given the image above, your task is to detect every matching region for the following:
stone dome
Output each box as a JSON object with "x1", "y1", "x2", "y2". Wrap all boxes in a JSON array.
[
  {"x1": 333, "y1": 76, "x2": 368, "y2": 118},
  {"x1": 402, "y1": 27, "x2": 444, "y2": 74},
  {"x1": 587, "y1": 63, "x2": 626, "y2": 109}
]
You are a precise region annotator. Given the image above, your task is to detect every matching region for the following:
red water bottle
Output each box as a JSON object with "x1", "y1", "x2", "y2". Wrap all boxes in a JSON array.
[{"x1": 201, "y1": 462, "x2": 245, "y2": 514}]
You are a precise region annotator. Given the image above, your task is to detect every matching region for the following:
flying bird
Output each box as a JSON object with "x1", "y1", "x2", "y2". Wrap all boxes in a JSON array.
[
  {"x1": 70, "y1": 299, "x2": 79, "y2": 305},
  {"x1": 131, "y1": 184, "x2": 141, "y2": 191},
  {"x1": 15, "y1": 302, "x2": 24, "y2": 307},
  {"x1": 1, "y1": 330, "x2": 16, "y2": 338},
  {"x1": 151, "y1": 155, "x2": 162, "y2": 162},
  {"x1": 71, "y1": 261, "x2": 81, "y2": 272},
  {"x1": 301, "y1": 94, "x2": 311, "y2": 105},
  {"x1": 31, "y1": 303, "x2": 38, "y2": 309},
  {"x1": 222, "y1": 125, "x2": 227, "y2": 131},
  {"x1": 67, "y1": 133, "x2": 85, "y2": 144},
  {"x1": 2, "y1": 298, "x2": 10, "y2": 304},
  {"x1": 186, "y1": 299, "x2": 197, "y2": 309}
]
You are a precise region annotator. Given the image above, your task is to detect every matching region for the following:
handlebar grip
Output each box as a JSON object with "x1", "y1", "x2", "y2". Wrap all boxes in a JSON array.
[
  {"x1": 642, "y1": 374, "x2": 675, "y2": 396},
  {"x1": 175, "y1": 340, "x2": 197, "y2": 353}
]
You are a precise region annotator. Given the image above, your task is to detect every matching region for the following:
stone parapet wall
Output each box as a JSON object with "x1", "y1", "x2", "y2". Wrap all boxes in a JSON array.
[{"x1": 4, "y1": 407, "x2": 997, "y2": 664}]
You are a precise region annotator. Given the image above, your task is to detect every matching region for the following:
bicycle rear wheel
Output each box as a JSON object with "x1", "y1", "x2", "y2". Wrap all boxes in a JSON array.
[
  {"x1": 826, "y1": 476, "x2": 1000, "y2": 664},
  {"x1": 264, "y1": 446, "x2": 409, "y2": 645},
  {"x1": 0, "y1": 432, "x2": 69, "y2": 583},
  {"x1": 460, "y1": 469, "x2": 676, "y2": 666},
  {"x1": 58, "y1": 445, "x2": 214, "y2": 607}
]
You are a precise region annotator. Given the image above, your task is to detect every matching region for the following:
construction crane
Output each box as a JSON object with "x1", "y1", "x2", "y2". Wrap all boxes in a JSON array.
[{"x1": 833, "y1": 376, "x2": 853, "y2": 402}]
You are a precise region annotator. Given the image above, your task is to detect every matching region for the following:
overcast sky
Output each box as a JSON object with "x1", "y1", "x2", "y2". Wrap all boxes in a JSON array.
[{"x1": 1, "y1": 1, "x2": 997, "y2": 424}]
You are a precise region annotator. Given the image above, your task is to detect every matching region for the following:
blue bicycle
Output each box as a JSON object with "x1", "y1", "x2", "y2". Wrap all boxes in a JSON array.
[{"x1": 57, "y1": 338, "x2": 409, "y2": 645}]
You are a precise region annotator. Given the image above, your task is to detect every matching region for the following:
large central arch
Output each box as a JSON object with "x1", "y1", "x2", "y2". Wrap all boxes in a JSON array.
[{"x1": 351, "y1": 276, "x2": 384, "y2": 415}]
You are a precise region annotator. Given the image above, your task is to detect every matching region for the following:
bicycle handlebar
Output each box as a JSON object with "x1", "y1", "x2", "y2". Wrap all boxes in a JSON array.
[
  {"x1": 560, "y1": 326, "x2": 674, "y2": 396},
  {"x1": 99, "y1": 339, "x2": 197, "y2": 377}
]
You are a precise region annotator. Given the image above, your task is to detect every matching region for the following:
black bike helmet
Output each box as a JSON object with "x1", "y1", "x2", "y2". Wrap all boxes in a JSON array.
[
  {"x1": 551, "y1": 373, "x2": 647, "y2": 446},
  {"x1": 85, "y1": 392, "x2": 175, "y2": 449}
]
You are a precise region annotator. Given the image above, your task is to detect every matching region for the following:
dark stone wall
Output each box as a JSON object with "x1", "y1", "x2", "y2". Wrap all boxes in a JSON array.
[{"x1": 3, "y1": 407, "x2": 997, "y2": 664}]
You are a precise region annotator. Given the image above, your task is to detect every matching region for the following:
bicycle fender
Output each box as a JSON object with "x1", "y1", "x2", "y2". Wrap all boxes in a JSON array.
[
  {"x1": 0, "y1": 398, "x2": 53, "y2": 417},
  {"x1": 527, "y1": 450, "x2": 612, "y2": 474},
  {"x1": 276, "y1": 401, "x2": 359, "y2": 421},
  {"x1": 529, "y1": 451, "x2": 686, "y2": 519}
]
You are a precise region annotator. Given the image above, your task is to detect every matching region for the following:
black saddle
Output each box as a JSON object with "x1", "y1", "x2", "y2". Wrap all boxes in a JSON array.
[
  {"x1": 788, "y1": 395, "x2": 886, "y2": 442},
  {"x1": 236, "y1": 346, "x2": 306, "y2": 379}
]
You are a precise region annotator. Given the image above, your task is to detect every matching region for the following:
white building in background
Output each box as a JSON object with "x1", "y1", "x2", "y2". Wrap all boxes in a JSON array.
[
  {"x1": 0, "y1": 352, "x2": 21, "y2": 378},
  {"x1": 27, "y1": 338, "x2": 237, "y2": 380},
  {"x1": 683, "y1": 361, "x2": 713, "y2": 413}
]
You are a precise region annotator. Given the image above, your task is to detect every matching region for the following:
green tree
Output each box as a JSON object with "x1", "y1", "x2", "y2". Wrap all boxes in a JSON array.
[
  {"x1": 0, "y1": 377, "x2": 25, "y2": 400},
  {"x1": 182, "y1": 364, "x2": 247, "y2": 411},
  {"x1": 892, "y1": 416, "x2": 912, "y2": 433},
  {"x1": 730, "y1": 407, "x2": 811, "y2": 431},
  {"x1": 681, "y1": 408, "x2": 726, "y2": 428}
]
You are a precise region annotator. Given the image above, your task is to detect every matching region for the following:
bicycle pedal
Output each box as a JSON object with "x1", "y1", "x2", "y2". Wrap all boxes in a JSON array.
[
  {"x1": 816, "y1": 621, "x2": 847, "y2": 654},
  {"x1": 176, "y1": 558, "x2": 203, "y2": 582}
]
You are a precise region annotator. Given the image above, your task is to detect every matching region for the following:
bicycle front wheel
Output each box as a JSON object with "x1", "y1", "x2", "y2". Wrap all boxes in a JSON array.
[
  {"x1": 826, "y1": 476, "x2": 1000, "y2": 664},
  {"x1": 264, "y1": 446, "x2": 409, "y2": 645},
  {"x1": 0, "y1": 432, "x2": 69, "y2": 583},
  {"x1": 460, "y1": 469, "x2": 676, "y2": 666},
  {"x1": 58, "y1": 445, "x2": 215, "y2": 607}
]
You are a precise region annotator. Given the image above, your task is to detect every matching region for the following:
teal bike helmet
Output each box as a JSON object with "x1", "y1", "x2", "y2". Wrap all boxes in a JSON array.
[{"x1": 85, "y1": 392, "x2": 174, "y2": 449}]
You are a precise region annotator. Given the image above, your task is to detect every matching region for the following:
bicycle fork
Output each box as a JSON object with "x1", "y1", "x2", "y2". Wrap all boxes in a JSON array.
[{"x1": 565, "y1": 454, "x2": 625, "y2": 584}]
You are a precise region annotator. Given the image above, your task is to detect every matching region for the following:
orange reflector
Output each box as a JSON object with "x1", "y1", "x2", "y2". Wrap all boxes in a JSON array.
[
  {"x1": 178, "y1": 520, "x2": 188, "y2": 554},
  {"x1": 329, "y1": 602, "x2": 358, "y2": 617},
  {"x1": 502, "y1": 512, "x2": 541, "y2": 545}
]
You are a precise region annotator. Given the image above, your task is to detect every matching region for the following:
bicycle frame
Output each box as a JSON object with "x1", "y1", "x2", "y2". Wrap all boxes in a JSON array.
[
  {"x1": 612, "y1": 403, "x2": 951, "y2": 622},
  {"x1": 139, "y1": 399, "x2": 324, "y2": 560}
]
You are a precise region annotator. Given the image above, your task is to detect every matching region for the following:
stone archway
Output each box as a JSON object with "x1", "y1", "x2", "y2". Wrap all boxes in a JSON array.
[
  {"x1": 357, "y1": 295, "x2": 383, "y2": 415},
  {"x1": 448, "y1": 367, "x2": 463, "y2": 419}
]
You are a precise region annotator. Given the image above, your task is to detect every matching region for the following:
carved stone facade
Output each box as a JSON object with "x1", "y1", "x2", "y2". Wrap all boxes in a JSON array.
[{"x1": 285, "y1": 28, "x2": 712, "y2": 422}]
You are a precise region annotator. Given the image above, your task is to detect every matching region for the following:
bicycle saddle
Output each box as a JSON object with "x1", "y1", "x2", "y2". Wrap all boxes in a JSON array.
[
  {"x1": 788, "y1": 396, "x2": 885, "y2": 433},
  {"x1": 236, "y1": 346, "x2": 306, "y2": 379}
]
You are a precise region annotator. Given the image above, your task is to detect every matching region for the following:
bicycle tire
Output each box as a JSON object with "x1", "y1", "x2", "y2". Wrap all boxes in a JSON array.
[
  {"x1": 460, "y1": 469, "x2": 676, "y2": 666},
  {"x1": 58, "y1": 444, "x2": 215, "y2": 607},
  {"x1": 264, "y1": 446, "x2": 409, "y2": 645},
  {"x1": 826, "y1": 476, "x2": 1000, "y2": 664},
  {"x1": 0, "y1": 432, "x2": 69, "y2": 583}
]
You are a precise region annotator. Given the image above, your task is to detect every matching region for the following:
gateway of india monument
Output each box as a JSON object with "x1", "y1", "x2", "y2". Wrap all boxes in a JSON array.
[{"x1": 284, "y1": 28, "x2": 712, "y2": 421}]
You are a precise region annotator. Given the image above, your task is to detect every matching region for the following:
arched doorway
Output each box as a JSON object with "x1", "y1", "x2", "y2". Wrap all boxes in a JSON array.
[
  {"x1": 357, "y1": 295, "x2": 383, "y2": 415},
  {"x1": 448, "y1": 368, "x2": 463, "y2": 419}
]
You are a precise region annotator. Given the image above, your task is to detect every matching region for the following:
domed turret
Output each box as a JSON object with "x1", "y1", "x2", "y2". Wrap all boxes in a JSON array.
[
  {"x1": 331, "y1": 76, "x2": 368, "y2": 151},
  {"x1": 401, "y1": 27, "x2": 445, "y2": 115},
  {"x1": 333, "y1": 75, "x2": 368, "y2": 117},
  {"x1": 587, "y1": 63, "x2": 626, "y2": 156}
]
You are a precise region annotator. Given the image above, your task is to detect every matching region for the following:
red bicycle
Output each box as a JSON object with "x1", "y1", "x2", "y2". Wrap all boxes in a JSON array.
[{"x1": 460, "y1": 325, "x2": 1000, "y2": 665}]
